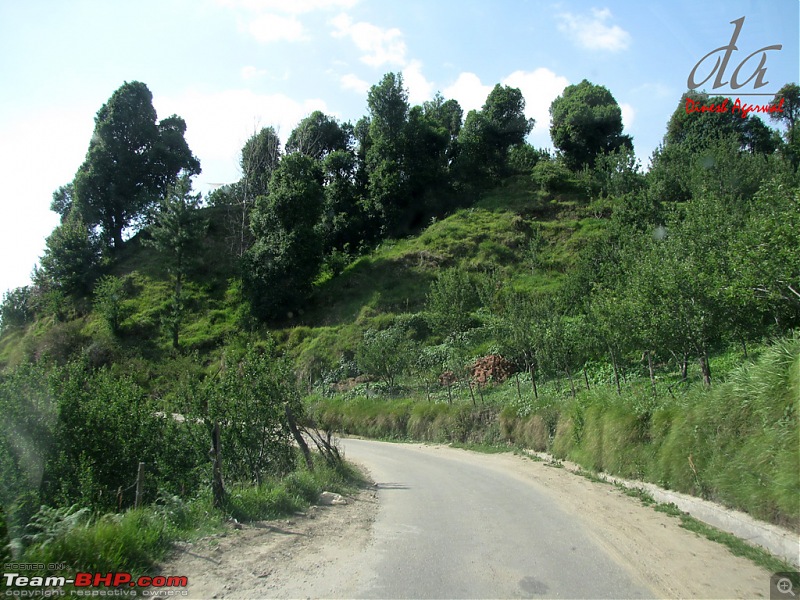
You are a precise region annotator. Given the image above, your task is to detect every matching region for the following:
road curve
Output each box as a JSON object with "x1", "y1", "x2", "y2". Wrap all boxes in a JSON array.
[
  {"x1": 339, "y1": 439, "x2": 655, "y2": 599},
  {"x1": 163, "y1": 439, "x2": 772, "y2": 598}
]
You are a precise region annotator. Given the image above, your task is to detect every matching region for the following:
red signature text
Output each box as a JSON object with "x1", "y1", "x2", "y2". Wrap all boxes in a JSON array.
[{"x1": 685, "y1": 97, "x2": 784, "y2": 119}]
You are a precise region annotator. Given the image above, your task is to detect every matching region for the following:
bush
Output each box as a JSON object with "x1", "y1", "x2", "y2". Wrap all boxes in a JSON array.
[
  {"x1": 93, "y1": 276, "x2": 127, "y2": 334},
  {"x1": 531, "y1": 160, "x2": 573, "y2": 193},
  {"x1": 0, "y1": 287, "x2": 33, "y2": 333}
]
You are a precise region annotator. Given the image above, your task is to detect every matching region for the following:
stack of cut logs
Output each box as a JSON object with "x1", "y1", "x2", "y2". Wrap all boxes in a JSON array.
[{"x1": 438, "y1": 355, "x2": 518, "y2": 386}]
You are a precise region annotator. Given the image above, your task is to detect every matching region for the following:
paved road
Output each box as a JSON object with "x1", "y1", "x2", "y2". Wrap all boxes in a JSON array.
[{"x1": 340, "y1": 439, "x2": 655, "y2": 599}]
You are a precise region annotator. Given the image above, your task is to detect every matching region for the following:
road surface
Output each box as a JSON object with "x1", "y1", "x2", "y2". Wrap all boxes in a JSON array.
[
  {"x1": 163, "y1": 439, "x2": 773, "y2": 599},
  {"x1": 339, "y1": 439, "x2": 654, "y2": 598}
]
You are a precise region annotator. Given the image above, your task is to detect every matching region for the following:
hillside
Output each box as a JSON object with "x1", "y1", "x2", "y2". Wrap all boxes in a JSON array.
[
  {"x1": 0, "y1": 175, "x2": 594, "y2": 378},
  {"x1": 1, "y1": 79, "x2": 798, "y2": 579}
]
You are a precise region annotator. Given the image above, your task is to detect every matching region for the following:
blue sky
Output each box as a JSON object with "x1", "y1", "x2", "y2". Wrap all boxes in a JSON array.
[{"x1": 0, "y1": 0, "x2": 797, "y2": 297}]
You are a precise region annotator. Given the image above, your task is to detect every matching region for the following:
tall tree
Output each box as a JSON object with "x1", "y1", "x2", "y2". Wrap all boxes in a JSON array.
[
  {"x1": 664, "y1": 91, "x2": 778, "y2": 155},
  {"x1": 770, "y1": 83, "x2": 800, "y2": 165},
  {"x1": 143, "y1": 174, "x2": 207, "y2": 349},
  {"x1": 286, "y1": 111, "x2": 352, "y2": 160},
  {"x1": 243, "y1": 153, "x2": 325, "y2": 320},
  {"x1": 73, "y1": 81, "x2": 200, "y2": 251},
  {"x1": 549, "y1": 79, "x2": 631, "y2": 170},
  {"x1": 39, "y1": 211, "x2": 101, "y2": 296},
  {"x1": 365, "y1": 73, "x2": 410, "y2": 236},
  {"x1": 455, "y1": 85, "x2": 533, "y2": 183},
  {"x1": 320, "y1": 149, "x2": 363, "y2": 254},
  {"x1": 235, "y1": 126, "x2": 282, "y2": 256}
]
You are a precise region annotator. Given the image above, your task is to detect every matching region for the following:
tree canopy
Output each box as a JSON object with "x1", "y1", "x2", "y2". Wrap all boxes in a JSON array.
[
  {"x1": 550, "y1": 79, "x2": 631, "y2": 169},
  {"x1": 72, "y1": 81, "x2": 200, "y2": 251}
]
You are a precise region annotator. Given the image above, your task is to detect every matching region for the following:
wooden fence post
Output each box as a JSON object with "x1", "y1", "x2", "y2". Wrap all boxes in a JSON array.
[{"x1": 134, "y1": 462, "x2": 145, "y2": 508}]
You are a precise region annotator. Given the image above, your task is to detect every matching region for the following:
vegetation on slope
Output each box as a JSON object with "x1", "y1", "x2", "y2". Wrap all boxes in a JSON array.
[{"x1": 0, "y1": 72, "x2": 798, "y2": 572}]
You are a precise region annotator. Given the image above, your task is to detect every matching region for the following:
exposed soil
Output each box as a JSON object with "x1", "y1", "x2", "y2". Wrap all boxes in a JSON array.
[{"x1": 157, "y1": 486, "x2": 378, "y2": 599}]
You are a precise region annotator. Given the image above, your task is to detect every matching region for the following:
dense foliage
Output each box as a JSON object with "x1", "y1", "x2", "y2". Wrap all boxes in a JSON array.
[{"x1": 1, "y1": 72, "x2": 799, "y2": 565}]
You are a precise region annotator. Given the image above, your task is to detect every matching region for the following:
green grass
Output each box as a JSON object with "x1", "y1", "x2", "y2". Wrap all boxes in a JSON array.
[
  {"x1": 16, "y1": 454, "x2": 365, "y2": 580},
  {"x1": 313, "y1": 335, "x2": 800, "y2": 531}
]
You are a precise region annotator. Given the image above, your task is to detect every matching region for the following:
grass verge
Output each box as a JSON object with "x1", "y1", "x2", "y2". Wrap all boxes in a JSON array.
[{"x1": 13, "y1": 454, "x2": 364, "y2": 582}]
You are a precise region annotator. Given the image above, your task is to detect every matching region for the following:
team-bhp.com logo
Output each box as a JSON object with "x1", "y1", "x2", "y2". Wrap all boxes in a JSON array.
[
  {"x1": 686, "y1": 16, "x2": 786, "y2": 118},
  {"x1": 3, "y1": 571, "x2": 188, "y2": 597}
]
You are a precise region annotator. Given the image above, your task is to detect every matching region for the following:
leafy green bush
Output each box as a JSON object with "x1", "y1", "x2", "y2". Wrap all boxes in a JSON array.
[
  {"x1": 93, "y1": 275, "x2": 127, "y2": 334},
  {"x1": 0, "y1": 287, "x2": 34, "y2": 333},
  {"x1": 531, "y1": 160, "x2": 573, "y2": 193}
]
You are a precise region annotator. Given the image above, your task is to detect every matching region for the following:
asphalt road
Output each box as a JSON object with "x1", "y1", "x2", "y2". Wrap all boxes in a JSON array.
[{"x1": 340, "y1": 439, "x2": 655, "y2": 599}]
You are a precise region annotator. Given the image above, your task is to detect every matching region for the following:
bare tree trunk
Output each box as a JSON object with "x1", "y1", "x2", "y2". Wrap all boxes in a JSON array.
[
  {"x1": 477, "y1": 382, "x2": 485, "y2": 405},
  {"x1": 609, "y1": 347, "x2": 621, "y2": 395},
  {"x1": 134, "y1": 462, "x2": 145, "y2": 508},
  {"x1": 582, "y1": 366, "x2": 590, "y2": 391},
  {"x1": 468, "y1": 382, "x2": 477, "y2": 407},
  {"x1": 699, "y1": 352, "x2": 712, "y2": 387},
  {"x1": 515, "y1": 373, "x2": 522, "y2": 402},
  {"x1": 285, "y1": 405, "x2": 314, "y2": 471},
  {"x1": 529, "y1": 364, "x2": 538, "y2": 400},
  {"x1": 647, "y1": 351, "x2": 657, "y2": 397},
  {"x1": 565, "y1": 367, "x2": 576, "y2": 399},
  {"x1": 210, "y1": 422, "x2": 225, "y2": 509}
]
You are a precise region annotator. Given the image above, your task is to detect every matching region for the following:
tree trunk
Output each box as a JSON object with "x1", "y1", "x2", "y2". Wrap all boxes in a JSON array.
[
  {"x1": 609, "y1": 347, "x2": 621, "y2": 395},
  {"x1": 699, "y1": 352, "x2": 712, "y2": 387},
  {"x1": 515, "y1": 373, "x2": 522, "y2": 402},
  {"x1": 134, "y1": 462, "x2": 145, "y2": 509},
  {"x1": 468, "y1": 382, "x2": 477, "y2": 407},
  {"x1": 529, "y1": 364, "x2": 538, "y2": 400},
  {"x1": 583, "y1": 366, "x2": 590, "y2": 391},
  {"x1": 646, "y1": 351, "x2": 657, "y2": 397},
  {"x1": 210, "y1": 421, "x2": 225, "y2": 509},
  {"x1": 680, "y1": 353, "x2": 688, "y2": 382},
  {"x1": 285, "y1": 405, "x2": 314, "y2": 471},
  {"x1": 172, "y1": 273, "x2": 183, "y2": 350},
  {"x1": 477, "y1": 382, "x2": 485, "y2": 405},
  {"x1": 565, "y1": 367, "x2": 576, "y2": 399},
  {"x1": 741, "y1": 337, "x2": 748, "y2": 359}
]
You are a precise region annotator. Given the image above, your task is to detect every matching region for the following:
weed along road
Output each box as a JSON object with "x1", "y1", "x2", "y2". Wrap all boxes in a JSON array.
[
  {"x1": 167, "y1": 439, "x2": 774, "y2": 599},
  {"x1": 318, "y1": 439, "x2": 770, "y2": 599}
]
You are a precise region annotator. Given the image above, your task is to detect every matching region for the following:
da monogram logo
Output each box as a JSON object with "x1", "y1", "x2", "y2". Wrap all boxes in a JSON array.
[{"x1": 688, "y1": 16, "x2": 782, "y2": 94}]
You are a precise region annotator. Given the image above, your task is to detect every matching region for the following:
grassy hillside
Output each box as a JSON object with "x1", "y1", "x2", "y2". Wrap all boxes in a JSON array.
[{"x1": 2, "y1": 172, "x2": 797, "y2": 536}]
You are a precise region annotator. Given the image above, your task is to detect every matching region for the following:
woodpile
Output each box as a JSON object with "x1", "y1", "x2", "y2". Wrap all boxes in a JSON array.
[
  {"x1": 438, "y1": 370, "x2": 458, "y2": 387},
  {"x1": 438, "y1": 355, "x2": 518, "y2": 387},
  {"x1": 470, "y1": 354, "x2": 517, "y2": 384}
]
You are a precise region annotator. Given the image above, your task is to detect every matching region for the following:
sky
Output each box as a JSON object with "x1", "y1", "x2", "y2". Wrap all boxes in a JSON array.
[{"x1": 0, "y1": 0, "x2": 798, "y2": 297}]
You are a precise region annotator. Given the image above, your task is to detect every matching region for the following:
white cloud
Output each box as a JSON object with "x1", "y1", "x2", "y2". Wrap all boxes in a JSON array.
[
  {"x1": 330, "y1": 13, "x2": 406, "y2": 66},
  {"x1": 443, "y1": 72, "x2": 492, "y2": 114},
  {"x1": 502, "y1": 69, "x2": 570, "y2": 137},
  {"x1": 557, "y1": 7, "x2": 631, "y2": 52},
  {"x1": 246, "y1": 13, "x2": 307, "y2": 43},
  {"x1": 340, "y1": 73, "x2": 370, "y2": 94},
  {"x1": 217, "y1": 0, "x2": 358, "y2": 13},
  {"x1": 403, "y1": 60, "x2": 434, "y2": 105},
  {"x1": 241, "y1": 65, "x2": 267, "y2": 80},
  {"x1": 620, "y1": 102, "x2": 635, "y2": 129},
  {"x1": 218, "y1": 0, "x2": 354, "y2": 43},
  {"x1": 0, "y1": 106, "x2": 92, "y2": 293},
  {"x1": 153, "y1": 89, "x2": 329, "y2": 184}
]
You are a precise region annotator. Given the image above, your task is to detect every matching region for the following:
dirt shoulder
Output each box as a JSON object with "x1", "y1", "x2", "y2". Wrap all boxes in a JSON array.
[{"x1": 157, "y1": 486, "x2": 378, "y2": 599}]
